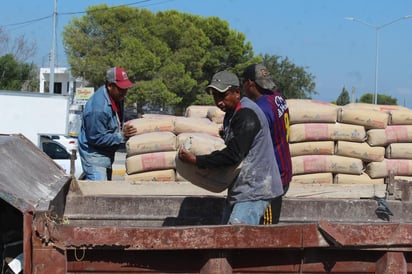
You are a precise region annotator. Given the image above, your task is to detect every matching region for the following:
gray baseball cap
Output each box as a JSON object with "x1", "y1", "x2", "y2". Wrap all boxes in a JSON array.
[
  {"x1": 242, "y1": 64, "x2": 275, "y2": 90},
  {"x1": 205, "y1": 71, "x2": 240, "y2": 93}
]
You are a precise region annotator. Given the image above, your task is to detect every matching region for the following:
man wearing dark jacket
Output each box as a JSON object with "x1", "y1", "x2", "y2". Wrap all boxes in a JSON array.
[{"x1": 178, "y1": 71, "x2": 284, "y2": 225}]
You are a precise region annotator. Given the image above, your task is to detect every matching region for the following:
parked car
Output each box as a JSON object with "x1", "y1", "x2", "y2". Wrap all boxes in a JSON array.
[{"x1": 38, "y1": 134, "x2": 84, "y2": 179}]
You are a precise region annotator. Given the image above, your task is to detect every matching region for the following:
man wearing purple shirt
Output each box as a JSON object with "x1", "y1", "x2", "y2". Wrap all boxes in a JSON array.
[{"x1": 242, "y1": 64, "x2": 292, "y2": 224}]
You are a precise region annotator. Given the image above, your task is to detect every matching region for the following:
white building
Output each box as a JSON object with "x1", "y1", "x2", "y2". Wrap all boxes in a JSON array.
[{"x1": 39, "y1": 67, "x2": 83, "y2": 95}]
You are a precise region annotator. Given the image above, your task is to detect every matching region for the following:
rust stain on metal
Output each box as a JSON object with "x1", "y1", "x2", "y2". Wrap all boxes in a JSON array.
[
  {"x1": 319, "y1": 220, "x2": 412, "y2": 246},
  {"x1": 43, "y1": 223, "x2": 313, "y2": 250},
  {"x1": 376, "y1": 251, "x2": 407, "y2": 273},
  {"x1": 29, "y1": 209, "x2": 412, "y2": 273}
]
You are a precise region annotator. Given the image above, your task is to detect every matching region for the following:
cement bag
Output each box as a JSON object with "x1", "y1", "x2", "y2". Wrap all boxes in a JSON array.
[
  {"x1": 290, "y1": 173, "x2": 333, "y2": 184},
  {"x1": 393, "y1": 176, "x2": 412, "y2": 182},
  {"x1": 174, "y1": 117, "x2": 220, "y2": 137},
  {"x1": 207, "y1": 106, "x2": 225, "y2": 124},
  {"x1": 126, "y1": 151, "x2": 176, "y2": 175},
  {"x1": 126, "y1": 131, "x2": 177, "y2": 157},
  {"x1": 142, "y1": 113, "x2": 177, "y2": 119},
  {"x1": 337, "y1": 107, "x2": 389, "y2": 129},
  {"x1": 289, "y1": 123, "x2": 366, "y2": 143},
  {"x1": 184, "y1": 105, "x2": 212, "y2": 118},
  {"x1": 385, "y1": 125, "x2": 412, "y2": 143},
  {"x1": 176, "y1": 132, "x2": 224, "y2": 152},
  {"x1": 368, "y1": 126, "x2": 412, "y2": 146},
  {"x1": 175, "y1": 135, "x2": 241, "y2": 193},
  {"x1": 292, "y1": 155, "x2": 364, "y2": 175},
  {"x1": 128, "y1": 117, "x2": 175, "y2": 135},
  {"x1": 385, "y1": 143, "x2": 412, "y2": 159},
  {"x1": 289, "y1": 141, "x2": 334, "y2": 157},
  {"x1": 286, "y1": 99, "x2": 336, "y2": 108},
  {"x1": 343, "y1": 103, "x2": 408, "y2": 112},
  {"x1": 125, "y1": 169, "x2": 176, "y2": 182},
  {"x1": 335, "y1": 141, "x2": 384, "y2": 162},
  {"x1": 333, "y1": 173, "x2": 384, "y2": 185},
  {"x1": 366, "y1": 159, "x2": 412, "y2": 178},
  {"x1": 366, "y1": 129, "x2": 386, "y2": 146},
  {"x1": 389, "y1": 109, "x2": 412, "y2": 125},
  {"x1": 289, "y1": 103, "x2": 338, "y2": 124}
]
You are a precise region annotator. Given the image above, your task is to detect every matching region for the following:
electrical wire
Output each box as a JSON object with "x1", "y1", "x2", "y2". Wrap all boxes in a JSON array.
[
  {"x1": 59, "y1": 0, "x2": 152, "y2": 16},
  {"x1": 2, "y1": 15, "x2": 52, "y2": 28},
  {"x1": 1, "y1": 0, "x2": 173, "y2": 28},
  {"x1": 0, "y1": 0, "x2": 175, "y2": 66}
]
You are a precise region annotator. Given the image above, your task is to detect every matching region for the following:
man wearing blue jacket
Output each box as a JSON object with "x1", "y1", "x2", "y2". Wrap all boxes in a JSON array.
[{"x1": 78, "y1": 67, "x2": 137, "y2": 180}]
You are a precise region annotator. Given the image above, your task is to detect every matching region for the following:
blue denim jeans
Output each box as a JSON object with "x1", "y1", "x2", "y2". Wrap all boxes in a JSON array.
[
  {"x1": 80, "y1": 151, "x2": 114, "y2": 181},
  {"x1": 222, "y1": 200, "x2": 270, "y2": 225},
  {"x1": 83, "y1": 165, "x2": 112, "y2": 181}
]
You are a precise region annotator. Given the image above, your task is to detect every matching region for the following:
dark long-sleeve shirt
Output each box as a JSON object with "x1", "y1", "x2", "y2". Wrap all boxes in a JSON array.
[{"x1": 196, "y1": 97, "x2": 284, "y2": 205}]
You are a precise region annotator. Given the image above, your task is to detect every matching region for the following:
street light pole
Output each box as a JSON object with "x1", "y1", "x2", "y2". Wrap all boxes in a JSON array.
[
  {"x1": 50, "y1": 0, "x2": 57, "y2": 94},
  {"x1": 345, "y1": 15, "x2": 412, "y2": 104}
]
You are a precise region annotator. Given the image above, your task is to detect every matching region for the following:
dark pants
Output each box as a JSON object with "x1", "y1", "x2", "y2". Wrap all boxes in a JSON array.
[
  {"x1": 260, "y1": 195, "x2": 282, "y2": 224},
  {"x1": 260, "y1": 183, "x2": 289, "y2": 225}
]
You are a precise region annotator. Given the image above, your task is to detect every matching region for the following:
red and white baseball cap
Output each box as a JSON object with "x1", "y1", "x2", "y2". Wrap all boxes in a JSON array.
[{"x1": 106, "y1": 67, "x2": 133, "y2": 89}]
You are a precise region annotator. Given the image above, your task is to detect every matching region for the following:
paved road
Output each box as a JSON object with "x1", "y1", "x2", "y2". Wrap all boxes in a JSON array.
[{"x1": 113, "y1": 151, "x2": 126, "y2": 180}]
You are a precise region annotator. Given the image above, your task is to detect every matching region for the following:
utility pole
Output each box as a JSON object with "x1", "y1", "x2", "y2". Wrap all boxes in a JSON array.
[{"x1": 49, "y1": 0, "x2": 57, "y2": 94}]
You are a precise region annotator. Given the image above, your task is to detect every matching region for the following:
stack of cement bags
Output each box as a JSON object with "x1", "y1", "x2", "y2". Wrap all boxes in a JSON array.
[
  {"x1": 124, "y1": 100, "x2": 412, "y2": 187},
  {"x1": 361, "y1": 104, "x2": 412, "y2": 182},
  {"x1": 124, "y1": 105, "x2": 225, "y2": 183},
  {"x1": 288, "y1": 100, "x2": 412, "y2": 185},
  {"x1": 125, "y1": 114, "x2": 177, "y2": 181}
]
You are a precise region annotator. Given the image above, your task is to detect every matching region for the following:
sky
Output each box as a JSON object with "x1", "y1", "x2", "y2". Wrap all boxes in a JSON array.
[{"x1": 1, "y1": 0, "x2": 412, "y2": 108}]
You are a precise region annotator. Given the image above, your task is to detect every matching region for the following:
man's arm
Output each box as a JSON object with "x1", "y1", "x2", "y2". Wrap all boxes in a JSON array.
[{"x1": 195, "y1": 108, "x2": 261, "y2": 168}]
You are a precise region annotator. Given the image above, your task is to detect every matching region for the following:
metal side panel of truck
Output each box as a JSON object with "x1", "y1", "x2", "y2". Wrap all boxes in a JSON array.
[{"x1": 2, "y1": 134, "x2": 412, "y2": 273}]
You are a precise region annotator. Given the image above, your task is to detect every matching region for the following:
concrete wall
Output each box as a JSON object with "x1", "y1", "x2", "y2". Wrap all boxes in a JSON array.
[{"x1": 39, "y1": 67, "x2": 82, "y2": 95}]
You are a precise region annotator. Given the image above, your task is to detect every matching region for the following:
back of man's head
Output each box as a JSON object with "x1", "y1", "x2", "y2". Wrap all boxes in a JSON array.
[{"x1": 242, "y1": 64, "x2": 275, "y2": 90}]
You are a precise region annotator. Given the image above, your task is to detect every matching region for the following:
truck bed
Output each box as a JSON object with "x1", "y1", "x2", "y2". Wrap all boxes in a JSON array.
[
  {"x1": 30, "y1": 180, "x2": 412, "y2": 273},
  {"x1": 2, "y1": 134, "x2": 412, "y2": 273}
]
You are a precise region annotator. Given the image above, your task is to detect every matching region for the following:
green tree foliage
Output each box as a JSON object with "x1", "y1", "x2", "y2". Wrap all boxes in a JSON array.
[
  {"x1": 63, "y1": 5, "x2": 317, "y2": 112},
  {"x1": 359, "y1": 93, "x2": 397, "y2": 105},
  {"x1": 0, "y1": 54, "x2": 37, "y2": 91},
  {"x1": 63, "y1": 5, "x2": 255, "y2": 113},
  {"x1": 258, "y1": 54, "x2": 317, "y2": 99},
  {"x1": 378, "y1": 94, "x2": 397, "y2": 105},
  {"x1": 336, "y1": 86, "x2": 350, "y2": 105},
  {"x1": 359, "y1": 93, "x2": 374, "y2": 104}
]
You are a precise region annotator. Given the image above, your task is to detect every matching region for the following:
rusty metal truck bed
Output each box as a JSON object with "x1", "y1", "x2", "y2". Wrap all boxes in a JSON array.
[{"x1": 2, "y1": 134, "x2": 412, "y2": 273}]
